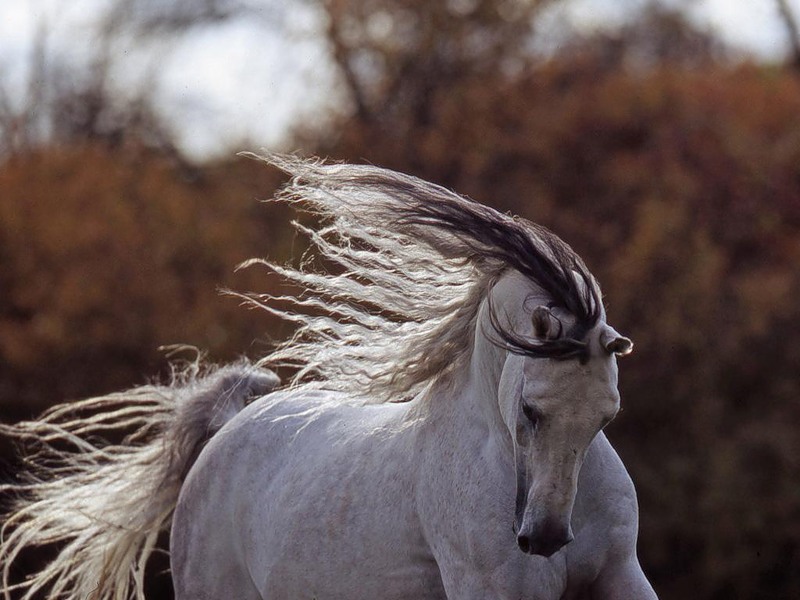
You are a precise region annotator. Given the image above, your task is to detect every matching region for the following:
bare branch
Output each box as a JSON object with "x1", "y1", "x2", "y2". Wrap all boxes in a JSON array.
[
  {"x1": 321, "y1": 2, "x2": 373, "y2": 123},
  {"x1": 776, "y1": 0, "x2": 800, "y2": 69}
]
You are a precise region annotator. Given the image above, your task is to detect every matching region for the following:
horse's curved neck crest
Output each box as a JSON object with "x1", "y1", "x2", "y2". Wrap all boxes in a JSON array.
[{"x1": 241, "y1": 154, "x2": 602, "y2": 402}]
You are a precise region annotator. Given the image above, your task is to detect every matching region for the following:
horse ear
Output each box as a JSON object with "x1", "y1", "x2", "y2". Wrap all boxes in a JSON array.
[
  {"x1": 600, "y1": 326, "x2": 633, "y2": 356},
  {"x1": 531, "y1": 306, "x2": 561, "y2": 340}
]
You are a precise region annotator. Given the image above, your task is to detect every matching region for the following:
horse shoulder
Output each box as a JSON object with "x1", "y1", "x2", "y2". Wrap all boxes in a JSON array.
[
  {"x1": 581, "y1": 432, "x2": 640, "y2": 537},
  {"x1": 569, "y1": 432, "x2": 655, "y2": 598}
]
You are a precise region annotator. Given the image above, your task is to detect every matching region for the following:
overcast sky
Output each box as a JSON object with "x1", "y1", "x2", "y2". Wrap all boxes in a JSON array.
[{"x1": 1, "y1": 0, "x2": 799, "y2": 160}]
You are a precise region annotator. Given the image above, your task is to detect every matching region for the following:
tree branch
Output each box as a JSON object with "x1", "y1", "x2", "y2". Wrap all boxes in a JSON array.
[{"x1": 776, "y1": 0, "x2": 800, "y2": 70}]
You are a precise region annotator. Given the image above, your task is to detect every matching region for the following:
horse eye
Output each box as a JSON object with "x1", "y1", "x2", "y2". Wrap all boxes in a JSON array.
[{"x1": 522, "y1": 403, "x2": 540, "y2": 426}]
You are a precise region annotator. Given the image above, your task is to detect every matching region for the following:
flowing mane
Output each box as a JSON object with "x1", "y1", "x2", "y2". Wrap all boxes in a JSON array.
[{"x1": 242, "y1": 154, "x2": 602, "y2": 402}]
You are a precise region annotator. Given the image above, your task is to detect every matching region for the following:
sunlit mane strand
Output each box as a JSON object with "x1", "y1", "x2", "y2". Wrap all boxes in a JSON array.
[{"x1": 240, "y1": 154, "x2": 602, "y2": 402}]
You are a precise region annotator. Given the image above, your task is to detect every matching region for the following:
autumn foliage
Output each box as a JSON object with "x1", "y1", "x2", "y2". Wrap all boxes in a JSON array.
[
  {"x1": 1, "y1": 4, "x2": 800, "y2": 599},
  {"x1": 0, "y1": 145, "x2": 294, "y2": 419}
]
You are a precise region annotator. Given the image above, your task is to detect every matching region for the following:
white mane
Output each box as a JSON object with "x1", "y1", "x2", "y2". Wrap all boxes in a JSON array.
[{"x1": 240, "y1": 154, "x2": 600, "y2": 403}]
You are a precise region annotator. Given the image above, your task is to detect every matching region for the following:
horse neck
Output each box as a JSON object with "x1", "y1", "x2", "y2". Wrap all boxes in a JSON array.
[{"x1": 424, "y1": 299, "x2": 510, "y2": 450}]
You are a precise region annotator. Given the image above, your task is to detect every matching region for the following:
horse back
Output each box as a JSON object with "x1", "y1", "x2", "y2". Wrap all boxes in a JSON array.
[{"x1": 172, "y1": 390, "x2": 446, "y2": 600}]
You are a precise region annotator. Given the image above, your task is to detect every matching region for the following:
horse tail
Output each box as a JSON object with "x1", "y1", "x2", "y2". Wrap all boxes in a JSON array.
[{"x1": 0, "y1": 358, "x2": 279, "y2": 600}]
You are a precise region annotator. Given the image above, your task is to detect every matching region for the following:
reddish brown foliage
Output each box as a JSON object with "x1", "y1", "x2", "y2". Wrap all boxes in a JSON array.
[
  {"x1": 0, "y1": 144, "x2": 292, "y2": 419},
  {"x1": 2, "y1": 50, "x2": 799, "y2": 600}
]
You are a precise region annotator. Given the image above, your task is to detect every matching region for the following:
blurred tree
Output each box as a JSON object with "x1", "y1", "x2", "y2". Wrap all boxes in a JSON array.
[
  {"x1": 0, "y1": 144, "x2": 293, "y2": 421},
  {"x1": 0, "y1": 0, "x2": 282, "y2": 161},
  {"x1": 0, "y1": 9, "x2": 173, "y2": 159},
  {"x1": 315, "y1": 0, "x2": 560, "y2": 168},
  {"x1": 564, "y1": 4, "x2": 728, "y2": 69}
]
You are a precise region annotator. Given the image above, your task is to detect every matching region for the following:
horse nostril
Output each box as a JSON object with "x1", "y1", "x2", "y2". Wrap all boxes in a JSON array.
[{"x1": 516, "y1": 526, "x2": 574, "y2": 556}]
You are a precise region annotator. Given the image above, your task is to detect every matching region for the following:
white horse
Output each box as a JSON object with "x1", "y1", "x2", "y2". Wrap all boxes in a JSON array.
[{"x1": 0, "y1": 156, "x2": 657, "y2": 600}]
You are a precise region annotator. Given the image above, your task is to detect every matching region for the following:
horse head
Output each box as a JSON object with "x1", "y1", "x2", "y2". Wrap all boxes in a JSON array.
[{"x1": 487, "y1": 271, "x2": 632, "y2": 557}]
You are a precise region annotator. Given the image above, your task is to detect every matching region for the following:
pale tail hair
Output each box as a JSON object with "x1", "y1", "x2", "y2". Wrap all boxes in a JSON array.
[{"x1": 0, "y1": 359, "x2": 279, "y2": 600}]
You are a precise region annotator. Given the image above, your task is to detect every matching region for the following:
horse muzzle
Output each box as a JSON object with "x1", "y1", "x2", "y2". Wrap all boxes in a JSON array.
[{"x1": 515, "y1": 518, "x2": 574, "y2": 557}]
